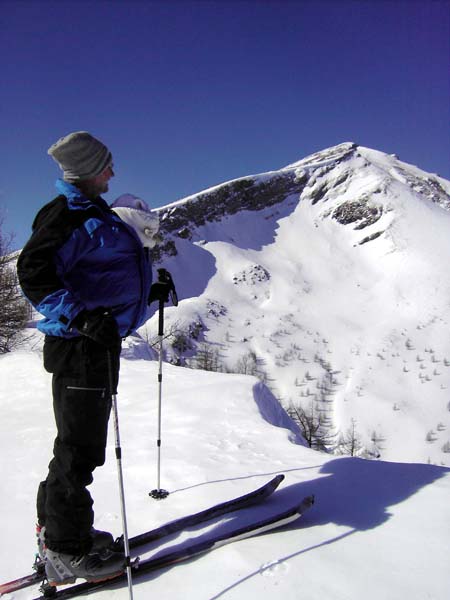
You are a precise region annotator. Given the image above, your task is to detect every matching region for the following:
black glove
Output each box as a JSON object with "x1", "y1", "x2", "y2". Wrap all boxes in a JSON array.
[
  {"x1": 73, "y1": 308, "x2": 121, "y2": 348},
  {"x1": 148, "y1": 282, "x2": 170, "y2": 304},
  {"x1": 148, "y1": 268, "x2": 178, "y2": 306}
]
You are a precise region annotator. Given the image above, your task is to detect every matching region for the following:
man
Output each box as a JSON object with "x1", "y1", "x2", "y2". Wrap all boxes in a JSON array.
[{"x1": 17, "y1": 132, "x2": 154, "y2": 585}]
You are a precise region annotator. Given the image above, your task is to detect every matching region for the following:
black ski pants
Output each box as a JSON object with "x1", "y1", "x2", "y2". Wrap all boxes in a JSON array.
[{"x1": 37, "y1": 335, "x2": 120, "y2": 554}]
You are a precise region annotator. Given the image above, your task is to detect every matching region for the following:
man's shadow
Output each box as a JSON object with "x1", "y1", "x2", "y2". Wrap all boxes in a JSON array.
[
  {"x1": 121, "y1": 458, "x2": 448, "y2": 595},
  {"x1": 136, "y1": 457, "x2": 448, "y2": 556},
  {"x1": 267, "y1": 458, "x2": 449, "y2": 531}
]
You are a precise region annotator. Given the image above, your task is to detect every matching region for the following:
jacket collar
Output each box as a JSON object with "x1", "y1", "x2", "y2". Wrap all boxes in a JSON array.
[{"x1": 55, "y1": 179, "x2": 109, "y2": 212}]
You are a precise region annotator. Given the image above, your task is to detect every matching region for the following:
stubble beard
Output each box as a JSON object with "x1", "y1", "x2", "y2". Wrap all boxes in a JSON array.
[{"x1": 76, "y1": 178, "x2": 109, "y2": 199}]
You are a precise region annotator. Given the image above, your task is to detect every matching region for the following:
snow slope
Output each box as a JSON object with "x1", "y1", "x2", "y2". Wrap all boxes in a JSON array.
[
  {"x1": 0, "y1": 345, "x2": 449, "y2": 599},
  {"x1": 142, "y1": 143, "x2": 450, "y2": 465}
]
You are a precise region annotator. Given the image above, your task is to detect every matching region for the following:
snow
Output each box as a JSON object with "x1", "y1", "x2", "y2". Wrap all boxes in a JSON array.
[
  {"x1": 145, "y1": 143, "x2": 450, "y2": 466},
  {"x1": 1, "y1": 342, "x2": 449, "y2": 599},
  {"x1": 2, "y1": 143, "x2": 450, "y2": 599}
]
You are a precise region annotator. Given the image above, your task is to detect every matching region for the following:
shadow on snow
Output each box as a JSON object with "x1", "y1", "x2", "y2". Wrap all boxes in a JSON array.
[{"x1": 128, "y1": 459, "x2": 448, "y2": 594}]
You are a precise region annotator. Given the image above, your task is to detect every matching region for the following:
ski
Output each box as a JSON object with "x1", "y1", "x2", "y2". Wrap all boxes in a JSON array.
[
  {"x1": 0, "y1": 557, "x2": 45, "y2": 596},
  {"x1": 0, "y1": 570, "x2": 44, "y2": 597},
  {"x1": 125, "y1": 473, "x2": 284, "y2": 551},
  {"x1": 0, "y1": 474, "x2": 284, "y2": 596},
  {"x1": 35, "y1": 495, "x2": 314, "y2": 599}
]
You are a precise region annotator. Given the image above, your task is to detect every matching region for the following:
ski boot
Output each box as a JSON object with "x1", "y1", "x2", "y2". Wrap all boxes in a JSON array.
[
  {"x1": 44, "y1": 548, "x2": 125, "y2": 586},
  {"x1": 36, "y1": 525, "x2": 115, "y2": 561}
]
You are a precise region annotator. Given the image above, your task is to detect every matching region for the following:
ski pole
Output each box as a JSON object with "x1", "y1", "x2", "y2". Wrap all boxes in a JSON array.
[
  {"x1": 149, "y1": 269, "x2": 178, "y2": 500},
  {"x1": 107, "y1": 349, "x2": 134, "y2": 600},
  {"x1": 150, "y1": 295, "x2": 169, "y2": 500}
]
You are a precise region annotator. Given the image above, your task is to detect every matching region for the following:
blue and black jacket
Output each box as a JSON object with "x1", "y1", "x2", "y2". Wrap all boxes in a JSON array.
[{"x1": 17, "y1": 179, "x2": 152, "y2": 338}]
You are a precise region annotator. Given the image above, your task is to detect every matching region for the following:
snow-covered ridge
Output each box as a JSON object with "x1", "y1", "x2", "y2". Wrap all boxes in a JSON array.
[
  {"x1": 151, "y1": 142, "x2": 450, "y2": 261},
  {"x1": 143, "y1": 142, "x2": 450, "y2": 466},
  {"x1": 151, "y1": 171, "x2": 307, "y2": 262}
]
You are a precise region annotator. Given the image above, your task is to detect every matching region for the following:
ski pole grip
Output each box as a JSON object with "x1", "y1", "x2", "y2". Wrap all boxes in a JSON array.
[{"x1": 157, "y1": 268, "x2": 179, "y2": 307}]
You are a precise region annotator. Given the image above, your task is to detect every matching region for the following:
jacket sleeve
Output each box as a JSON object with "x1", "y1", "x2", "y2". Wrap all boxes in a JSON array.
[{"x1": 17, "y1": 196, "x2": 86, "y2": 329}]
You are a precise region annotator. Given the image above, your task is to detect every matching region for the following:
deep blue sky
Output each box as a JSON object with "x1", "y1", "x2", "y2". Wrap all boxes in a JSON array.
[{"x1": 1, "y1": 0, "x2": 449, "y2": 249}]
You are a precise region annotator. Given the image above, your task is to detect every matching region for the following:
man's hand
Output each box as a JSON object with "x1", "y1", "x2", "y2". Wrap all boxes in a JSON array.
[
  {"x1": 148, "y1": 282, "x2": 170, "y2": 304},
  {"x1": 73, "y1": 309, "x2": 121, "y2": 347},
  {"x1": 148, "y1": 268, "x2": 178, "y2": 306}
]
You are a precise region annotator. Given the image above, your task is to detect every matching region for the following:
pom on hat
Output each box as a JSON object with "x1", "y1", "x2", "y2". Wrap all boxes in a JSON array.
[{"x1": 48, "y1": 131, "x2": 112, "y2": 181}]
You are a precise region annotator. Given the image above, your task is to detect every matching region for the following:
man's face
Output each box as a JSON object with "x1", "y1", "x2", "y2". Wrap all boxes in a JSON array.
[
  {"x1": 80, "y1": 165, "x2": 115, "y2": 198},
  {"x1": 93, "y1": 165, "x2": 115, "y2": 195}
]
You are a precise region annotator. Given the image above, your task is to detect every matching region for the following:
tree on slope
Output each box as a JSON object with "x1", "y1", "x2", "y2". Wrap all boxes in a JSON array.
[
  {"x1": 338, "y1": 418, "x2": 363, "y2": 456},
  {"x1": 287, "y1": 400, "x2": 333, "y2": 451},
  {"x1": 0, "y1": 217, "x2": 28, "y2": 353}
]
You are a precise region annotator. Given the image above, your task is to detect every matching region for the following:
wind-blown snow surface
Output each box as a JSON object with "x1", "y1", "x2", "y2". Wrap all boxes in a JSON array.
[
  {"x1": 143, "y1": 143, "x2": 450, "y2": 465},
  {"x1": 1, "y1": 344, "x2": 449, "y2": 599}
]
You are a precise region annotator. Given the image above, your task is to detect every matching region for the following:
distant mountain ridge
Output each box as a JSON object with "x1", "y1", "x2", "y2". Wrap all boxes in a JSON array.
[{"x1": 144, "y1": 142, "x2": 450, "y2": 465}]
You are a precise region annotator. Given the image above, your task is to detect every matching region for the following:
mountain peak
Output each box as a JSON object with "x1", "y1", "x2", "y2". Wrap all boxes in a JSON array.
[
  {"x1": 153, "y1": 142, "x2": 449, "y2": 259},
  {"x1": 282, "y1": 142, "x2": 358, "y2": 170},
  {"x1": 147, "y1": 143, "x2": 450, "y2": 466}
]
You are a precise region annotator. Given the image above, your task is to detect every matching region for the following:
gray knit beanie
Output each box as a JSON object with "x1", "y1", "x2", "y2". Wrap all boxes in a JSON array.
[{"x1": 48, "y1": 131, "x2": 112, "y2": 181}]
